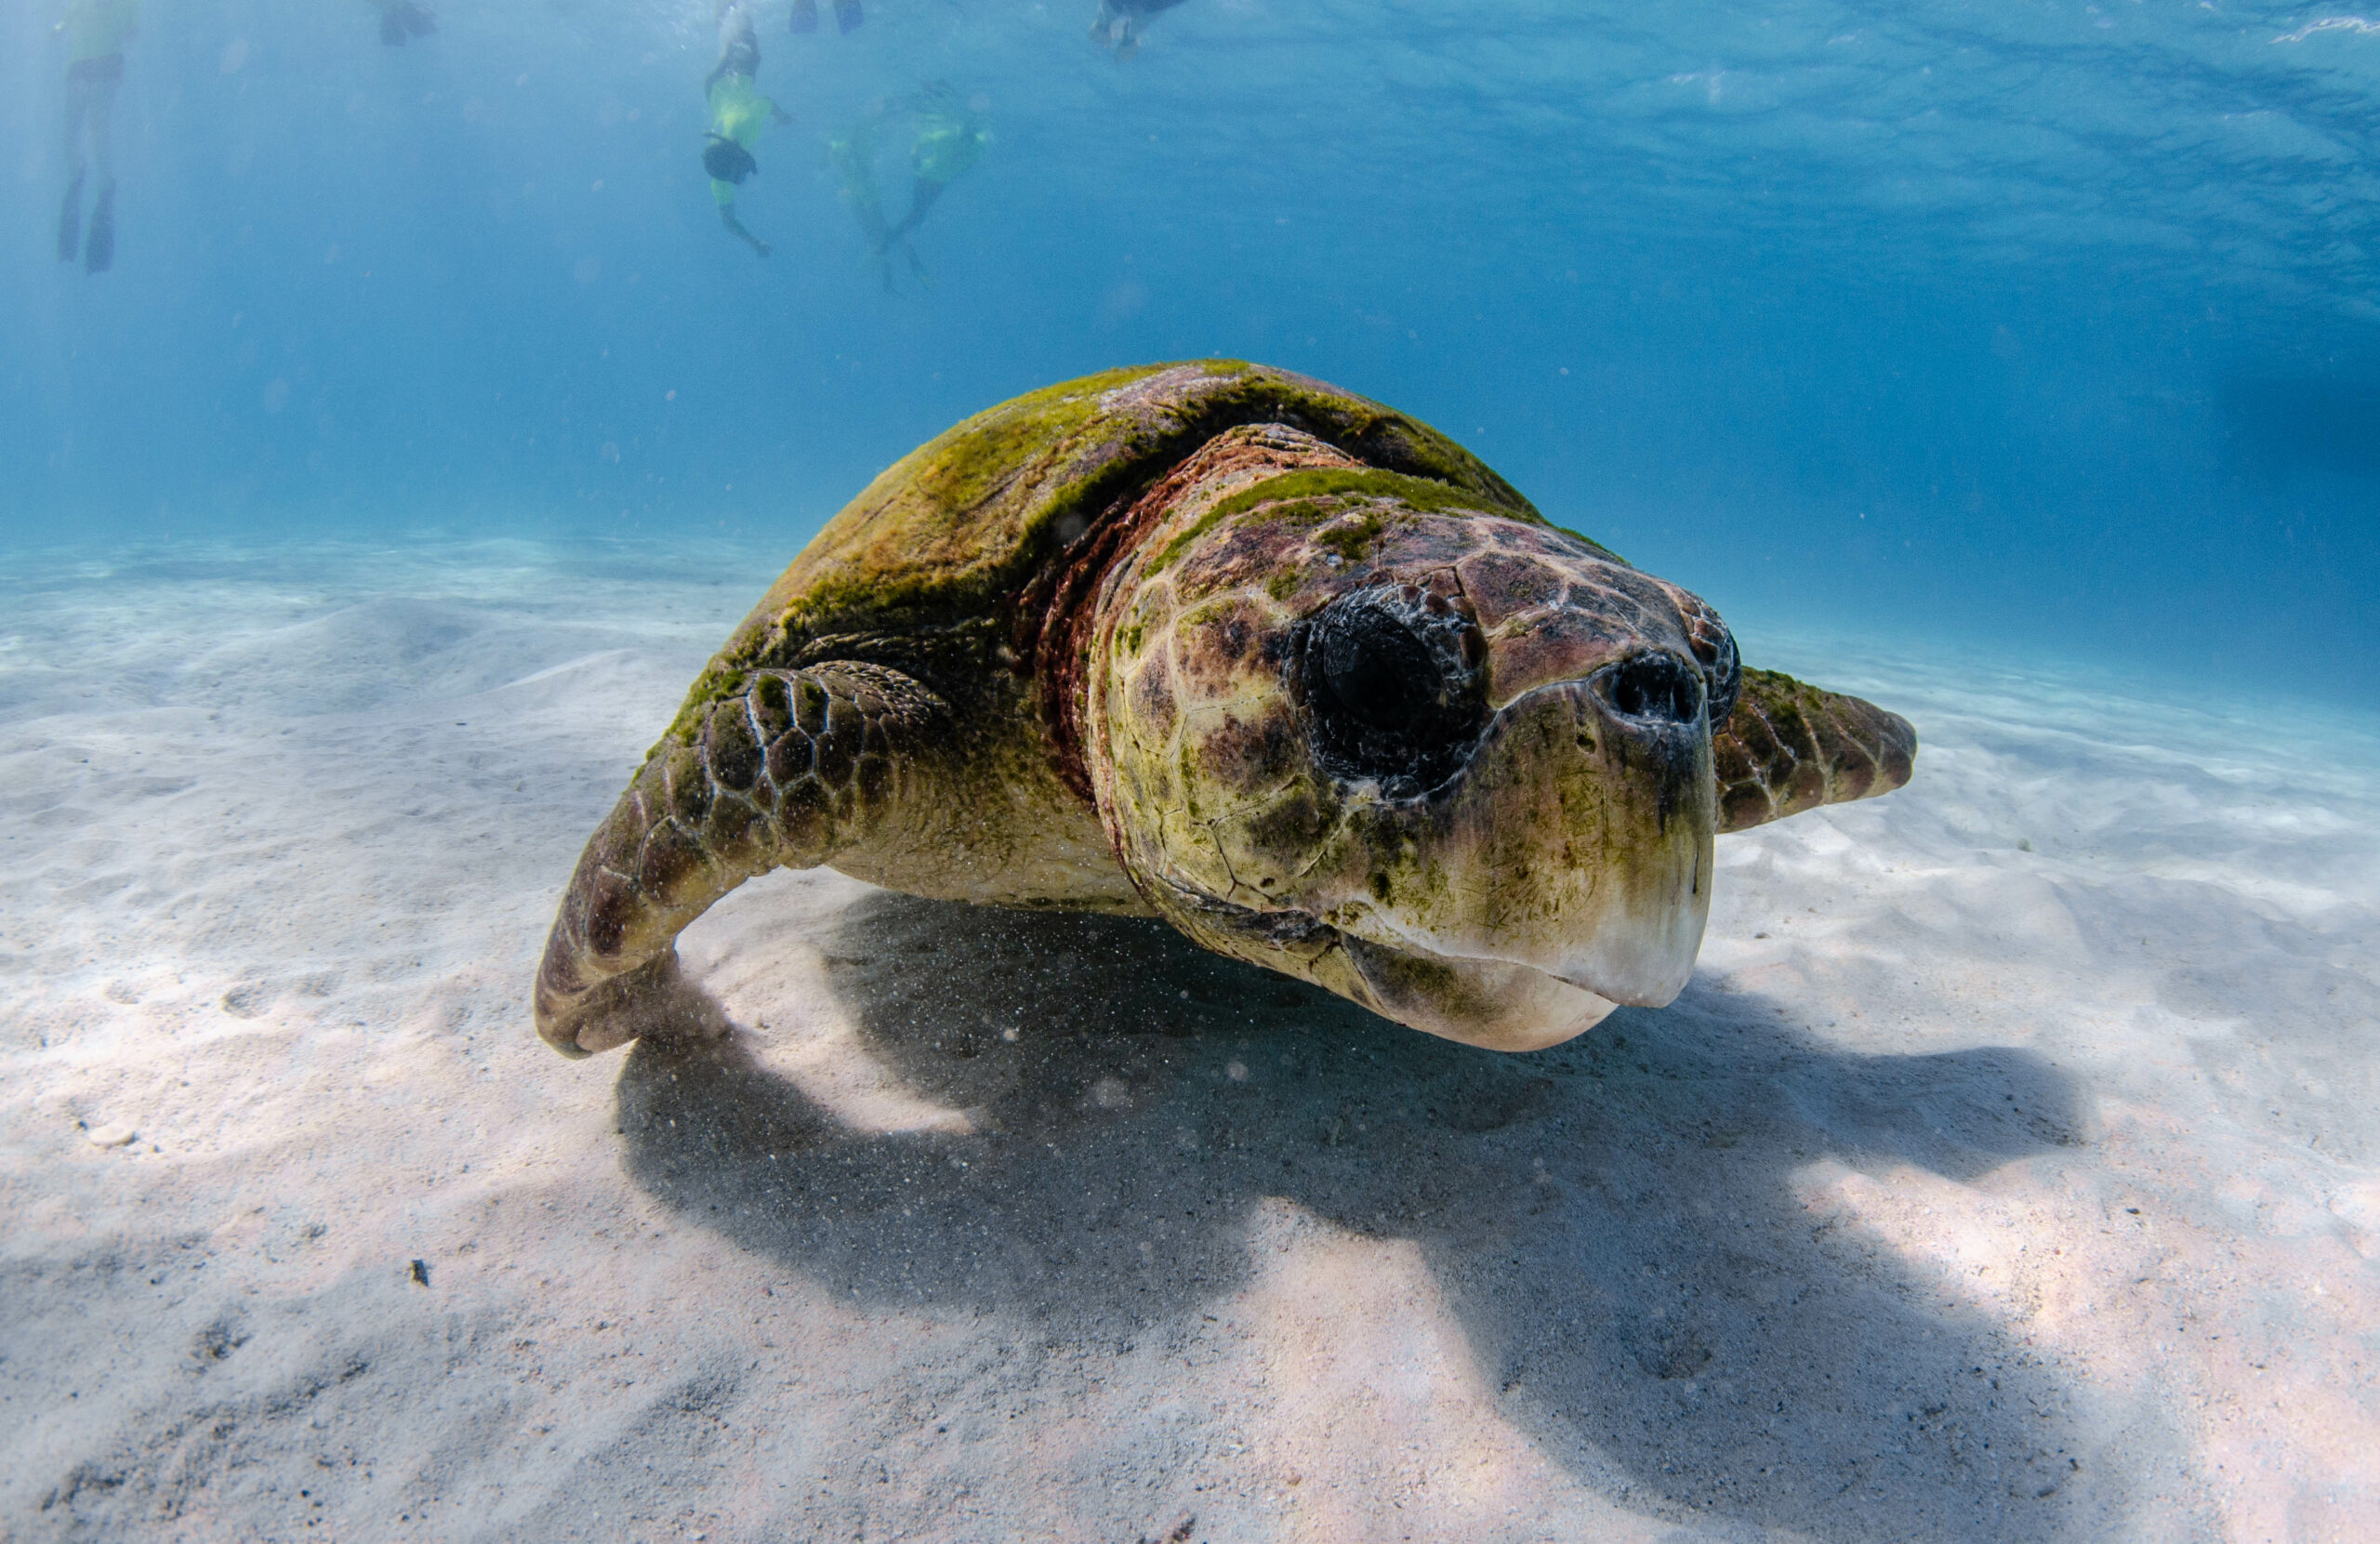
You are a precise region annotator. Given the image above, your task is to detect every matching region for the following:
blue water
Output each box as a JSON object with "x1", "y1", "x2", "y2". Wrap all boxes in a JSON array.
[{"x1": 7, "y1": 0, "x2": 2377, "y2": 703}]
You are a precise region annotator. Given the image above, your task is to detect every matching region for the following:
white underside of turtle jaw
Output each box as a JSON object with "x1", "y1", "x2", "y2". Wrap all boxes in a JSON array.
[
  {"x1": 1336, "y1": 931, "x2": 1622, "y2": 1052},
  {"x1": 1334, "y1": 887, "x2": 1706, "y2": 1015}
]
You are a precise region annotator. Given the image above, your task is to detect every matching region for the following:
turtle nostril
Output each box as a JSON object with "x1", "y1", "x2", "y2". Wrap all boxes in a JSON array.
[{"x1": 1603, "y1": 653, "x2": 1703, "y2": 725}]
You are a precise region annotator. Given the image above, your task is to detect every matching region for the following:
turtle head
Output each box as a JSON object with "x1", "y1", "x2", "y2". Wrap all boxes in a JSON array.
[{"x1": 1085, "y1": 439, "x2": 1739, "y2": 1052}]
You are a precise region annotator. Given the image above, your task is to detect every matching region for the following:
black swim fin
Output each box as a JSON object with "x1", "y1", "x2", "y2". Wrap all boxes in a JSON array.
[
  {"x1": 835, "y1": 0, "x2": 862, "y2": 33},
  {"x1": 790, "y1": 0, "x2": 817, "y2": 31},
  {"x1": 57, "y1": 173, "x2": 84, "y2": 263},
  {"x1": 84, "y1": 184, "x2": 114, "y2": 275}
]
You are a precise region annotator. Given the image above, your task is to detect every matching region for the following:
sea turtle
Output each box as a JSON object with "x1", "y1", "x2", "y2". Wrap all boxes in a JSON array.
[{"x1": 535, "y1": 362, "x2": 1914, "y2": 1058}]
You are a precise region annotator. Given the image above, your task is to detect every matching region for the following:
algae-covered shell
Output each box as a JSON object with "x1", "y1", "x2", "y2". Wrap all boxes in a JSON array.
[{"x1": 663, "y1": 360, "x2": 1558, "y2": 737}]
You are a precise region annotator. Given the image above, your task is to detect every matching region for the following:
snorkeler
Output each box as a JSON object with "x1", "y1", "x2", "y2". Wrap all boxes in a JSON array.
[
  {"x1": 704, "y1": 1, "x2": 791, "y2": 258},
  {"x1": 874, "y1": 85, "x2": 989, "y2": 281},
  {"x1": 830, "y1": 88, "x2": 988, "y2": 291},
  {"x1": 788, "y1": 0, "x2": 863, "y2": 33},
  {"x1": 827, "y1": 117, "x2": 891, "y2": 258},
  {"x1": 1091, "y1": 0, "x2": 1191, "y2": 59},
  {"x1": 364, "y1": 0, "x2": 437, "y2": 46},
  {"x1": 54, "y1": 0, "x2": 139, "y2": 275}
]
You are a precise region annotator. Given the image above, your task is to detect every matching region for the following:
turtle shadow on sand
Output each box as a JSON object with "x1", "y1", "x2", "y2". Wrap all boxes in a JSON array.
[{"x1": 618, "y1": 893, "x2": 2107, "y2": 1542}]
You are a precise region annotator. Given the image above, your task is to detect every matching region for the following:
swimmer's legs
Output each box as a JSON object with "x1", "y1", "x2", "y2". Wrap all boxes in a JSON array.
[
  {"x1": 879, "y1": 176, "x2": 947, "y2": 253},
  {"x1": 85, "y1": 181, "x2": 115, "y2": 273},
  {"x1": 79, "y1": 68, "x2": 120, "y2": 272},
  {"x1": 58, "y1": 69, "x2": 114, "y2": 264},
  {"x1": 1091, "y1": 0, "x2": 1138, "y2": 56},
  {"x1": 57, "y1": 171, "x2": 85, "y2": 263},
  {"x1": 87, "y1": 71, "x2": 118, "y2": 187},
  {"x1": 61, "y1": 69, "x2": 92, "y2": 181}
]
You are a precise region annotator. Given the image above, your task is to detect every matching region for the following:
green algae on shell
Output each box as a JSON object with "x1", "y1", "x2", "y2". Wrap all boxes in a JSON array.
[{"x1": 659, "y1": 361, "x2": 1537, "y2": 745}]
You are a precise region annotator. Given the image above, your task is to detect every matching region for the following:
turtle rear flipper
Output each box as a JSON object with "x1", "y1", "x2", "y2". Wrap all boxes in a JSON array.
[
  {"x1": 535, "y1": 662, "x2": 947, "y2": 1056},
  {"x1": 1712, "y1": 668, "x2": 1916, "y2": 833}
]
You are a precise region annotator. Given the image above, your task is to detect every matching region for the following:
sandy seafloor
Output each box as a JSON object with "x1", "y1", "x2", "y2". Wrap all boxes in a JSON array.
[{"x1": 1, "y1": 536, "x2": 2374, "y2": 1544}]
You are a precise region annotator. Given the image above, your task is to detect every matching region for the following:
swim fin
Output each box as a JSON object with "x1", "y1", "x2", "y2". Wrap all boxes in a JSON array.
[
  {"x1": 84, "y1": 184, "x2": 114, "y2": 275},
  {"x1": 835, "y1": 0, "x2": 862, "y2": 33},
  {"x1": 57, "y1": 173, "x2": 84, "y2": 263},
  {"x1": 790, "y1": 0, "x2": 816, "y2": 31}
]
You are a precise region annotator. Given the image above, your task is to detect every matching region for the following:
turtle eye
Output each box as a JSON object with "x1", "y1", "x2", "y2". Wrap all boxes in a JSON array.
[
  {"x1": 1295, "y1": 587, "x2": 1486, "y2": 796},
  {"x1": 1317, "y1": 613, "x2": 1445, "y2": 728}
]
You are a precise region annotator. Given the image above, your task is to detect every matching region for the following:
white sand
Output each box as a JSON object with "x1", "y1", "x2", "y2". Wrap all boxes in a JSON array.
[{"x1": 2, "y1": 537, "x2": 2374, "y2": 1543}]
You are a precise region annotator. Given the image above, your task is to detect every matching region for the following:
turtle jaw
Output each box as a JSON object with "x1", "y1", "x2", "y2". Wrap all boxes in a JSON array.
[
  {"x1": 1142, "y1": 876, "x2": 1620, "y2": 1053},
  {"x1": 1320, "y1": 669, "x2": 1719, "y2": 1016},
  {"x1": 1335, "y1": 932, "x2": 1620, "y2": 1052}
]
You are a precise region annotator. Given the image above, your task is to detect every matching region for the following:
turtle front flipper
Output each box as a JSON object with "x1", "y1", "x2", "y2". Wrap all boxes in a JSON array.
[
  {"x1": 1712, "y1": 667, "x2": 1917, "y2": 834},
  {"x1": 534, "y1": 662, "x2": 949, "y2": 1056}
]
